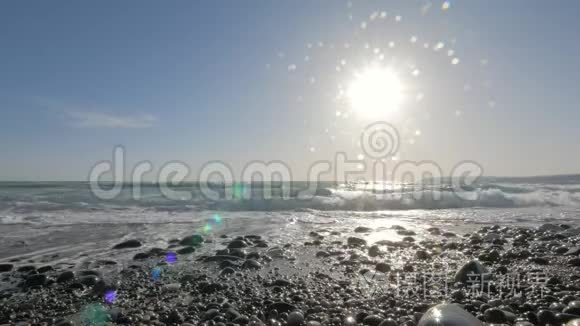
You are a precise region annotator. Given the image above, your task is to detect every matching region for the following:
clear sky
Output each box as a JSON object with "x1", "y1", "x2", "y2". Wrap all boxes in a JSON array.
[{"x1": 0, "y1": 1, "x2": 579, "y2": 181}]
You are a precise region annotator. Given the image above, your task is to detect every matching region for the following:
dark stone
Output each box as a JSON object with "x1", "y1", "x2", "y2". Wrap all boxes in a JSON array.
[
  {"x1": 241, "y1": 259, "x2": 261, "y2": 269},
  {"x1": 17, "y1": 265, "x2": 36, "y2": 273},
  {"x1": 176, "y1": 246, "x2": 196, "y2": 255},
  {"x1": 355, "y1": 226, "x2": 372, "y2": 233},
  {"x1": 455, "y1": 260, "x2": 487, "y2": 284},
  {"x1": 368, "y1": 245, "x2": 380, "y2": 257},
  {"x1": 56, "y1": 271, "x2": 75, "y2": 283},
  {"x1": 0, "y1": 264, "x2": 13, "y2": 272},
  {"x1": 112, "y1": 239, "x2": 142, "y2": 249},
  {"x1": 484, "y1": 308, "x2": 506, "y2": 324},
  {"x1": 363, "y1": 315, "x2": 383, "y2": 326},
  {"x1": 133, "y1": 252, "x2": 150, "y2": 260},
  {"x1": 220, "y1": 267, "x2": 236, "y2": 276},
  {"x1": 37, "y1": 265, "x2": 53, "y2": 273},
  {"x1": 25, "y1": 274, "x2": 47, "y2": 287},
  {"x1": 228, "y1": 240, "x2": 248, "y2": 249},
  {"x1": 375, "y1": 263, "x2": 391, "y2": 273},
  {"x1": 180, "y1": 234, "x2": 203, "y2": 246},
  {"x1": 537, "y1": 310, "x2": 558, "y2": 326},
  {"x1": 347, "y1": 237, "x2": 367, "y2": 247},
  {"x1": 268, "y1": 302, "x2": 296, "y2": 314}
]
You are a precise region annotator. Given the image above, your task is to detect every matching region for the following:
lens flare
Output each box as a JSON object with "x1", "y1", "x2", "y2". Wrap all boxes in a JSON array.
[
  {"x1": 151, "y1": 266, "x2": 162, "y2": 280},
  {"x1": 103, "y1": 289, "x2": 117, "y2": 304},
  {"x1": 81, "y1": 304, "x2": 109, "y2": 326},
  {"x1": 165, "y1": 251, "x2": 177, "y2": 264}
]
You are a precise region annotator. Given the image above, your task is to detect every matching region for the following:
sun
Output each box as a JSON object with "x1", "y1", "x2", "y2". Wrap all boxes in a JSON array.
[{"x1": 347, "y1": 64, "x2": 404, "y2": 118}]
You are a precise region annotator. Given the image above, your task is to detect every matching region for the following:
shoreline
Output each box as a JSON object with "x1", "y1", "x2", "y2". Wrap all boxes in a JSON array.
[{"x1": 1, "y1": 222, "x2": 580, "y2": 325}]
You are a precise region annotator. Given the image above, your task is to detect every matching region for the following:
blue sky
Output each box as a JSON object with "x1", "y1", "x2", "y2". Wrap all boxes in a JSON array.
[{"x1": 0, "y1": 1, "x2": 579, "y2": 180}]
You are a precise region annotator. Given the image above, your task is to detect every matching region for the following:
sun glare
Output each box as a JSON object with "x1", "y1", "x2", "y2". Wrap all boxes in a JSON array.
[{"x1": 347, "y1": 64, "x2": 404, "y2": 118}]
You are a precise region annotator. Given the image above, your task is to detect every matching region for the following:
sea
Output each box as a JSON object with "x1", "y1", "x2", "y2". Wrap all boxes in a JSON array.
[{"x1": 1, "y1": 175, "x2": 579, "y2": 265}]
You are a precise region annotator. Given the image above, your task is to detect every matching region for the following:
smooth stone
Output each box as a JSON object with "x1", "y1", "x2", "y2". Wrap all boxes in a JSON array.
[
  {"x1": 268, "y1": 302, "x2": 296, "y2": 314},
  {"x1": 375, "y1": 263, "x2": 391, "y2": 273},
  {"x1": 566, "y1": 247, "x2": 580, "y2": 256},
  {"x1": 179, "y1": 234, "x2": 203, "y2": 246},
  {"x1": 416, "y1": 250, "x2": 430, "y2": 260},
  {"x1": 241, "y1": 259, "x2": 261, "y2": 269},
  {"x1": 56, "y1": 271, "x2": 75, "y2": 283},
  {"x1": 355, "y1": 226, "x2": 372, "y2": 233},
  {"x1": 378, "y1": 318, "x2": 398, "y2": 326},
  {"x1": 538, "y1": 310, "x2": 558, "y2": 325},
  {"x1": 363, "y1": 315, "x2": 383, "y2": 326},
  {"x1": 112, "y1": 239, "x2": 142, "y2": 249},
  {"x1": 228, "y1": 240, "x2": 248, "y2": 249},
  {"x1": 287, "y1": 311, "x2": 304, "y2": 326},
  {"x1": 176, "y1": 246, "x2": 196, "y2": 254},
  {"x1": 566, "y1": 318, "x2": 580, "y2": 326},
  {"x1": 220, "y1": 267, "x2": 236, "y2": 275},
  {"x1": 569, "y1": 258, "x2": 580, "y2": 266},
  {"x1": 455, "y1": 260, "x2": 488, "y2": 284},
  {"x1": 484, "y1": 308, "x2": 507, "y2": 324},
  {"x1": 368, "y1": 245, "x2": 380, "y2": 257},
  {"x1": 203, "y1": 309, "x2": 220, "y2": 320},
  {"x1": 37, "y1": 265, "x2": 53, "y2": 273},
  {"x1": 417, "y1": 304, "x2": 483, "y2": 326},
  {"x1": 133, "y1": 252, "x2": 149, "y2": 260},
  {"x1": 25, "y1": 274, "x2": 47, "y2": 287},
  {"x1": 79, "y1": 275, "x2": 99, "y2": 286},
  {"x1": 0, "y1": 264, "x2": 14, "y2": 272},
  {"x1": 17, "y1": 265, "x2": 36, "y2": 273},
  {"x1": 347, "y1": 237, "x2": 367, "y2": 247},
  {"x1": 559, "y1": 313, "x2": 580, "y2": 324}
]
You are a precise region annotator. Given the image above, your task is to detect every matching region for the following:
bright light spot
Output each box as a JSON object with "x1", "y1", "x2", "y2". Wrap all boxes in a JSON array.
[
  {"x1": 380, "y1": 11, "x2": 387, "y2": 18},
  {"x1": 310, "y1": 146, "x2": 316, "y2": 152},
  {"x1": 388, "y1": 41, "x2": 395, "y2": 48},
  {"x1": 357, "y1": 154, "x2": 365, "y2": 160},
  {"x1": 395, "y1": 15, "x2": 402, "y2": 21},
  {"x1": 451, "y1": 58, "x2": 460, "y2": 65},
  {"x1": 442, "y1": 1, "x2": 451, "y2": 10},
  {"x1": 435, "y1": 42, "x2": 445, "y2": 50},
  {"x1": 347, "y1": 64, "x2": 404, "y2": 118},
  {"x1": 360, "y1": 21, "x2": 367, "y2": 29},
  {"x1": 288, "y1": 64, "x2": 296, "y2": 71},
  {"x1": 410, "y1": 36, "x2": 418, "y2": 43},
  {"x1": 415, "y1": 129, "x2": 422, "y2": 136},
  {"x1": 412, "y1": 69, "x2": 420, "y2": 77},
  {"x1": 447, "y1": 49, "x2": 455, "y2": 56},
  {"x1": 357, "y1": 163, "x2": 364, "y2": 170},
  {"x1": 213, "y1": 214, "x2": 222, "y2": 223}
]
